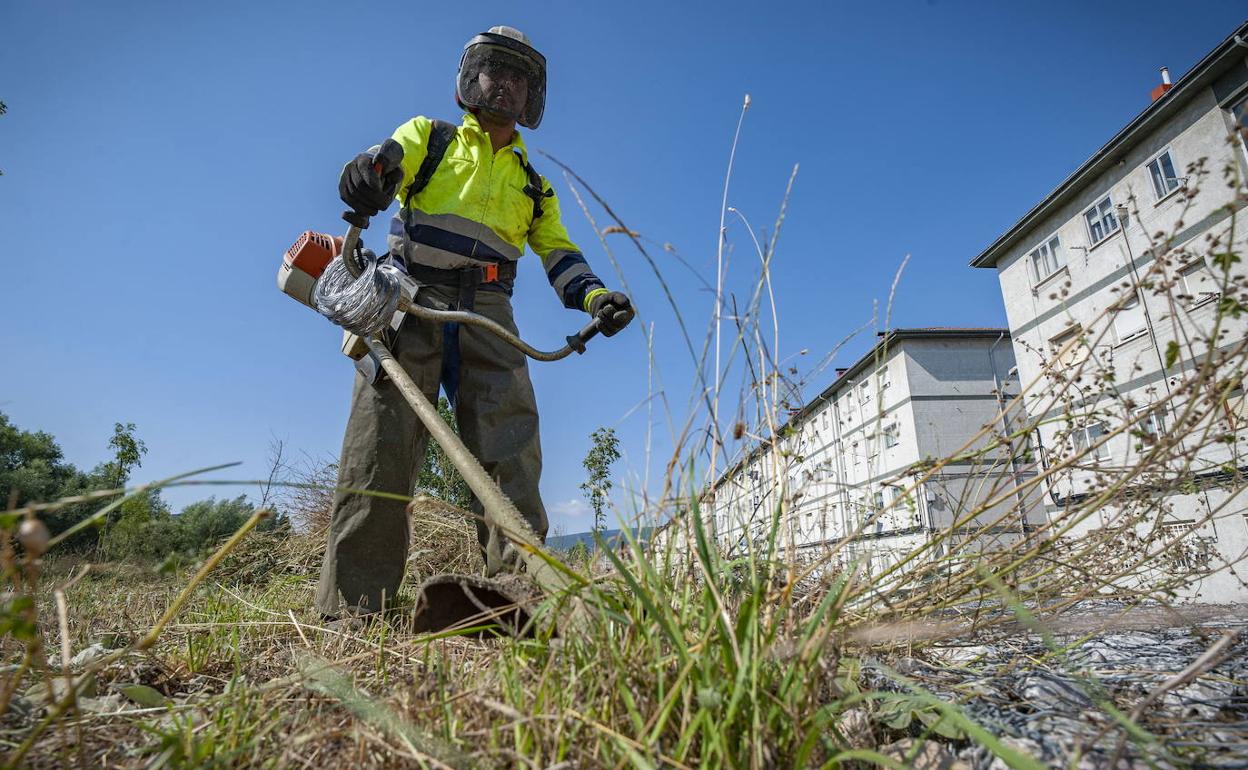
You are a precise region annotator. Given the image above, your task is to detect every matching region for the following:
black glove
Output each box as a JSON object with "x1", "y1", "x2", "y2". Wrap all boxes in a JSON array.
[
  {"x1": 589, "y1": 291, "x2": 634, "y2": 337},
  {"x1": 338, "y1": 142, "x2": 404, "y2": 218}
]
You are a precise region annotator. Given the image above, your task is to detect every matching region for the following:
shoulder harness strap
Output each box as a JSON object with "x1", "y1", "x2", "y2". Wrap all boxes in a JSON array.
[
  {"x1": 403, "y1": 119, "x2": 458, "y2": 209},
  {"x1": 514, "y1": 150, "x2": 554, "y2": 219}
]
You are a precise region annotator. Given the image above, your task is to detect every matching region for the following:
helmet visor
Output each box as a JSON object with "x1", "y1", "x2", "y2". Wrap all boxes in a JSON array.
[{"x1": 457, "y1": 43, "x2": 546, "y2": 129}]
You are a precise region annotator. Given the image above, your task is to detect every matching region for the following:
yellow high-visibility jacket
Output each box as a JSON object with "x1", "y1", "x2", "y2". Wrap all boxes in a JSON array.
[{"x1": 384, "y1": 113, "x2": 606, "y2": 311}]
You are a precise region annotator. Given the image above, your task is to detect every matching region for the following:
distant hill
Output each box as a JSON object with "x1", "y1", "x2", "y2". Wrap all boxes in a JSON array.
[{"x1": 547, "y1": 527, "x2": 653, "y2": 552}]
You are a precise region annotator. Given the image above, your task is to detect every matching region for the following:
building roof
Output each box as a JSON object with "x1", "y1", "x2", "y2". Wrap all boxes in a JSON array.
[
  {"x1": 707, "y1": 328, "x2": 1009, "y2": 492},
  {"x1": 969, "y1": 20, "x2": 1248, "y2": 270}
]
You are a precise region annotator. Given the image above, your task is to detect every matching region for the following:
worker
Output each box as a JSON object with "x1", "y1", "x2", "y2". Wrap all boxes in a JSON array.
[{"x1": 316, "y1": 26, "x2": 633, "y2": 621}]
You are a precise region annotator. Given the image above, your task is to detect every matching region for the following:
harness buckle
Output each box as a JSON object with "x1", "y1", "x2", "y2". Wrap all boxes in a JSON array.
[{"x1": 482, "y1": 263, "x2": 500, "y2": 283}]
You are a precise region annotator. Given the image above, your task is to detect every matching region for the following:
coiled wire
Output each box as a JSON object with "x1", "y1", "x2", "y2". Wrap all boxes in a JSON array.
[{"x1": 313, "y1": 253, "x2": 402, "y2": 337}]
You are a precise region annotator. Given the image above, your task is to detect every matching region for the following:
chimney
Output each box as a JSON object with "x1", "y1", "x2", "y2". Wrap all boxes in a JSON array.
[
  {"x1": 835, "y1": 367, "x2": 849, "y2": 378},
  {"x1": 1150, "y1": 66, "x2": 1173, "y2": 102}
]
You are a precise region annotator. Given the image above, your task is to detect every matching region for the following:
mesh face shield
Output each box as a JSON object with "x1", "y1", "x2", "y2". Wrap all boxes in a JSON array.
[{"x1": 456, "y1": 33, "x2": 547, "y2": 129}]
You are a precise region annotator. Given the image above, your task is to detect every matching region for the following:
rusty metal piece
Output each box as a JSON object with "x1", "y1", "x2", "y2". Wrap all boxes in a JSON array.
[{"x1": 409, "y1": 573, "x2": 542, "y2": 637}]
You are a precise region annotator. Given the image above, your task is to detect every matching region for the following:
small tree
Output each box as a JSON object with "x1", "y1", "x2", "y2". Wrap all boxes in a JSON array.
[
  {"x1": 104, "y1": 422, "x2": 146, "y2": 487},
  {"x1": 580, "y1": 427, "x2": 621, "y2": 534}
]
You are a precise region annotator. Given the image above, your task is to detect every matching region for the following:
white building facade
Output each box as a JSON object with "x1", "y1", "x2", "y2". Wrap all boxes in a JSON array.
[
  {"x1": 704, "y1": 329, "x2": 1045, "y2": 577},
  {"x1": 971, "y1": 23, "x2": 1248, "y2": 601}
]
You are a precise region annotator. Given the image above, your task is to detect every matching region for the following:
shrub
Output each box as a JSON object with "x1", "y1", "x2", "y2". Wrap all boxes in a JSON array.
[{"x1": 99, "y1": 491, "x2": 179, "y2": 561}]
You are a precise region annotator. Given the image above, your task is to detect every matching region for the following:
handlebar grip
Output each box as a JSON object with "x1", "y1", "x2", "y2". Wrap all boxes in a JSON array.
[
  {"x1": 566, "y1": 318, "x2": 602, "y2": 355},
  {"x1": 342, "y1": 209, "x2": 370, "y2": 229}
]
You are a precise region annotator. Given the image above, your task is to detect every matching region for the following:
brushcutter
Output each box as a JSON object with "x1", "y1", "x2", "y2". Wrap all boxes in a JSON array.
[{"x1": 278, "y1": 160, "x2": 599, "y2": 636}]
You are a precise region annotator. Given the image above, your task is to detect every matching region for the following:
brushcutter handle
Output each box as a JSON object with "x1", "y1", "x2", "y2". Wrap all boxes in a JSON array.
[
  {"x1": 339, "y1": 224, "x2": 367, "y2": 278},
  {"x1": 342, "y1": 210, "x2": 370, "y2": 229},
  {"x1": 566, "y1": 317, "x2": 602, "y2": 355},
  {"x1": 397, "y1": 299, "x2": 603, "y2": 362}
]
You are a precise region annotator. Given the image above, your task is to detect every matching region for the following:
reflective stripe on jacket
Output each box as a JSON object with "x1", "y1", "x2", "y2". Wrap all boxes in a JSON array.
[{"x1": 385, "y1": 113, "x2": 605, "y2": 311}]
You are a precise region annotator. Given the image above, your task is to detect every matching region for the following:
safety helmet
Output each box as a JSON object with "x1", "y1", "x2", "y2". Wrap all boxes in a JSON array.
[{"x1": 456, "y1": 26, "x2": 547, "y2": 130}]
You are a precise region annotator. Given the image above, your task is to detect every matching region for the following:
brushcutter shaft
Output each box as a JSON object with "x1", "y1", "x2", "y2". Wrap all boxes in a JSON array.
[{"x1": 363, "y1": 336, "x2": 577, "y2": 599}]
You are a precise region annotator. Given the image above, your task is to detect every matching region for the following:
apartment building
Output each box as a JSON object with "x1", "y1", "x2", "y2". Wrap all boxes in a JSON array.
[
  {"x1": 971, "y1": 22, "x2": 1248, "y2": 600},
  {"x1": 703, "y1": 329, "x2": 1044, "y2": 577}
]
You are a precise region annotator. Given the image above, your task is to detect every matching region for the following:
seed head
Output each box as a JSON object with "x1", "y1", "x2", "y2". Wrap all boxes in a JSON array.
[{"x1": 19, "y1": 519, "x2": 50, "y2": 557}]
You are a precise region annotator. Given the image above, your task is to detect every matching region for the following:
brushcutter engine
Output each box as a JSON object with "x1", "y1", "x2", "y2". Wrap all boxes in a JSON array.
[{"x1": 276, "y1": 230, "x2": 344, "y2": 309}]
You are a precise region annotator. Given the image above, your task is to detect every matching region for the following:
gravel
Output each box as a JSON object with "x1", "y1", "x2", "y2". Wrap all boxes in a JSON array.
[{"x1": 864, "y1": 602, "x2": 1248, "y2": 768}]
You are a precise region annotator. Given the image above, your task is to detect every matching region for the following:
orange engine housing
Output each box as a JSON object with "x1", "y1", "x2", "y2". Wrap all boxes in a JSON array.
[{"x1": 284, "y1": 231, "x2": 343, "y2": 279}]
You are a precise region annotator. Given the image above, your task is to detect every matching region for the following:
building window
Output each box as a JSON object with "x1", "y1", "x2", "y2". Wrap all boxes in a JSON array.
[
  {"x1": 1178, "y1": 259, "x2": 1220, "y2": 305},
  {"x1": 1029, "y1": 234, "x2": 1066, "y2": 282},
  {"x1": 1161, "y1": 520, "x2": 1212, "y2": 572},
  {"x1": 883, "y1": 423, "x2": 900, "y2": 448},
  {"x1": 1112, "y1": 292, "x2": 1148, "y2": 343},
  {"x1": 1083, "y1": 195, "x2": 1119, "y2": 246},
  {"x1": 1073, "y1": 422, "x2": 1110, "y2": 461},
  {"x1": 858, "y1": 381, "x2": 871, "y2": 405},
  {"x1": 1147, "y1": 149, "x2": 1181, "y2": 200},
  {"x1": 1133, "y1": 406, "x2": 1165, "y2": 441},
  {"x1": 1231, "y1": 94, "x2": 1248, "y2": 155},
  {"x1": 1049, "y1": 326, "x2": 1088, "y2": 370},
  {"x1": 878, "y1": 365, "x2": 891, "y2": 390},
  {"x1": 891, "y1": 487, "x2": 917, "y2": 517}
]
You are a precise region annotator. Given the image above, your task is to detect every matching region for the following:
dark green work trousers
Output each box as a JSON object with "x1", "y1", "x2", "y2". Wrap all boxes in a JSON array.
[{"x1": 315, "y1": 284, "x2": 548, "y2": 617}]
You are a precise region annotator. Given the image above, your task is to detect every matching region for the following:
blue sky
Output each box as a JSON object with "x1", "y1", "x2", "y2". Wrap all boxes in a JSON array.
[{"x1": 2, "y1": 1, "x2": 1244, "y2": 534}]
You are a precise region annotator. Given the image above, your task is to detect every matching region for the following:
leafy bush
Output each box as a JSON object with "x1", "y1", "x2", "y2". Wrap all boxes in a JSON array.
[
  {"x1": 177, "y1": 496, "x2": 259, "y2": 553},
  {"x1": 99, "y1": 491, "x2": 179, "y2": 561},
  {"x1": 101, "y1": 494, "x2": 289, "y2": 562}
]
